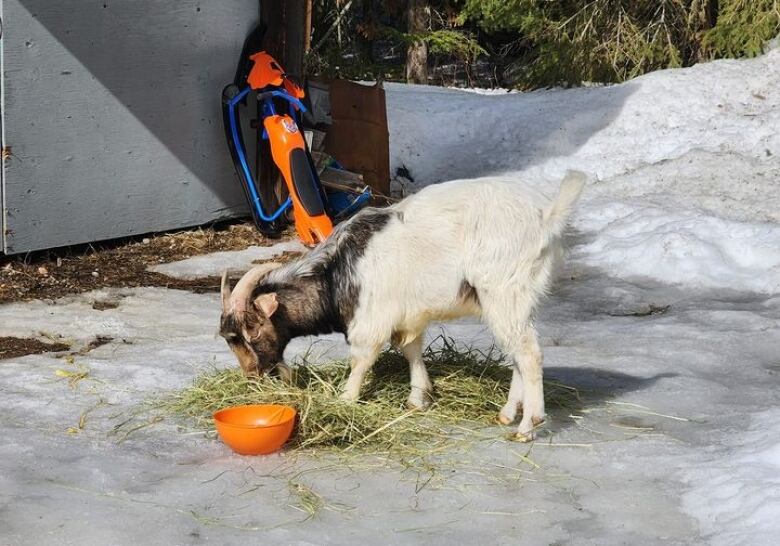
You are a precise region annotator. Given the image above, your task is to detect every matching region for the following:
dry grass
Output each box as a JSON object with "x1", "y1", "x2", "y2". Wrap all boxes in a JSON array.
[{"x1": 160, "y1": 338, "x2": 582, "y2": 455}]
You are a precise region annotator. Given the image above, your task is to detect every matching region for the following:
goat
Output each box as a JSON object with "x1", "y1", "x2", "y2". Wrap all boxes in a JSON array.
[{"x1": 220, "y1": 171, "x2": 585, "y2": 440}]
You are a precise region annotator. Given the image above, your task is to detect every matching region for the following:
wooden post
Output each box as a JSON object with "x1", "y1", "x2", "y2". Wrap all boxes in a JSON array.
[
  {"x1": 285, "y1": 0, "x2": 308, "y2": 79},
  {"x1": 304, "y1": 0, "x2": 313, "y2": 54}
]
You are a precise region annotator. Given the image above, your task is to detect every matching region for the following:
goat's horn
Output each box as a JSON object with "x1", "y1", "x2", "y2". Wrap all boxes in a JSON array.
[
  {"x1": 220, "y1": 270, "x2": 231, "y2": 314},
  {"x1": 230, "y1": 262, "x2": 284, "y2": 313}
]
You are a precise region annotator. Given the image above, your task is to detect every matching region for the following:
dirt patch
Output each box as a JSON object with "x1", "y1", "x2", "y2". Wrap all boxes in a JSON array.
[
  {"x1": 0, "y1": 337, "x2": 71, "y2": 360},
  {"x1": 607, "y1": 304, "x2": 671, "y2": 317},
  {"x1": 71, "y1": 336, "x2": 114, "y2": 356},
  {"x1": 0, "y1": 221, "x2": 295, "y2": 303},
  {"x1": 251, "y1": 250, "x2": 304, "y2": 266},
  {"x1": 91, "y1": 300, "x2": 120, "y2": 311}
]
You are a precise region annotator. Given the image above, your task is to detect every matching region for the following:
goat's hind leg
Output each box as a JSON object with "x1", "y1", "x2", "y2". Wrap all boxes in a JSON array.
[
  {"x1": 484, "y1": 300, "x2": 545, "y2": 440},
  {"x1": 512, "y1": 327, "x2": 545, "y2": 441}
]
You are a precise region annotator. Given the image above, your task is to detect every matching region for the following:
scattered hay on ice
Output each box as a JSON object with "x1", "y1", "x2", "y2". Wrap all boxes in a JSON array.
[{"x1": 161, "y1": 338, "x2": 581, "y2": 454}]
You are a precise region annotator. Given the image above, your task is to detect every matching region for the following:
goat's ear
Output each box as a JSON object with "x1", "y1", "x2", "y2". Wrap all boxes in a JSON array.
[
  {"x1": 253, "y1": 292, "x2": 279, "y2": 317},
  {"x1": 220, "y1": 271, "x2": 231, "y2": 314}
]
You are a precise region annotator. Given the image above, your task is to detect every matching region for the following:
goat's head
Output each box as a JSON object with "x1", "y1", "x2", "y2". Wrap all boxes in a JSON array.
[{"x1": 219, "y1": 263, "x2": 287, "y2": 377}]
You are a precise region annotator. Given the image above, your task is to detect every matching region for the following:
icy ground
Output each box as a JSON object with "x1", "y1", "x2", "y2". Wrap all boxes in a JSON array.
[
  {"x1": 148, "y1": 240, "x2": 307, "y2": 280},
  {"x1": 2, "y1": 50, "x2": 780, "y2": 545}
]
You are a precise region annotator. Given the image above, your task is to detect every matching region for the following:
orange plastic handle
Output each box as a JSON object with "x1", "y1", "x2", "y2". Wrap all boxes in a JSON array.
[
  {"x1": 247, "y1": 52, "x2": 285, "y2": 89},
  {"x1": 247, "y1": 51, "x2": 305, "y2": 99}
]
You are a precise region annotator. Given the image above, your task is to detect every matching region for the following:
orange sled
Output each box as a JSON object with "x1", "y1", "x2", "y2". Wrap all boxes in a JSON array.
[{"x1": 222, "y1": 28, "x2": 371, "y2": 245}]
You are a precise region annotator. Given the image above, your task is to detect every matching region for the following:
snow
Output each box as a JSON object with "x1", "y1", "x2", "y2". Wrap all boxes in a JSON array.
[
  {"x1": 447, "y1": 86, "x2": 520, "y2": 96},
  {"x1": 387, "y1": 49, "x2": 779, "y2": 197},
  {"x1": 682, "y1": 408, "x2": 780, "y2": 546},
  {"x1": 3, "y1": 51, "x2": 780, "y2": 544},
  {"x1": 573, "y1": 200, "x2": 780, "y2": 293}
]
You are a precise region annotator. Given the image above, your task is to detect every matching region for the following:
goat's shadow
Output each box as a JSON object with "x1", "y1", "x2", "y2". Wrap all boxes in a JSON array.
[
  {"x1": 541, "y1": 366, "x2": 677, "y2": 427},
  {"x1": 353, "y1": 349, "x2": 676, "y2": 433}
]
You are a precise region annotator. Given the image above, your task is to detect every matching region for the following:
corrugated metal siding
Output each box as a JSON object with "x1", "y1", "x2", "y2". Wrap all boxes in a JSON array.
[{"x1": 1, "y1": 1, "x2": 259, "y2": 254}]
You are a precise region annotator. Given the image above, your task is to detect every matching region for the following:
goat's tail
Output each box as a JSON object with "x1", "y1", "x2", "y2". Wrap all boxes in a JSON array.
[{"x1": 544, "y1": 170, "x2": 586, "y2": 236}]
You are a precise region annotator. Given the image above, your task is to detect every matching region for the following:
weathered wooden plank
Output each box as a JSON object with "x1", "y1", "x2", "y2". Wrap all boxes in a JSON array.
[
  {"x1": 1, "y1": 0, "x2": 260, "y2": 253},
  {"x1": 319, "y1": 166, "x2": 364, "y2": 189}
]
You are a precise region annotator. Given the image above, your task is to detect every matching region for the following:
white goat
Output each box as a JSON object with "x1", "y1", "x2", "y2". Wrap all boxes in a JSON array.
[{"x1": 220, "y1": 171, "x2": 585, "y2": 440}]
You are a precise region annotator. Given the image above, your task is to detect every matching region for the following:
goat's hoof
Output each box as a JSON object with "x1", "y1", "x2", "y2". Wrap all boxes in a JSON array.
[
  {"x1": 405, "y1": 393, "x2": 433, "y2": 411},
  {"x1": 514, "y1": 416, "x2": 545, "y2": 442},
  {"x1": 339, "y1": 391, "x2": 358, "y2": 403},
  {"x1": 512, "y1": 431, "x2": 535, "y2": 443},
  {"x1": 497, "y1": 412, "x2": 514, "y2": 426}
]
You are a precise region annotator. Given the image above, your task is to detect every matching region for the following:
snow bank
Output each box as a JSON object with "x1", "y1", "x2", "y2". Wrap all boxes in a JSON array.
[
  {"x1": 573, "y1": 200, "x2": 780, "y2": 293},
  {"x1": 386, "y1": 49, "x2": 779, "y2": 200},
  {"x1": 384, "y1": 50, "x2": 780, "y2": 294},
  {"x1": 682, "y1": 408, "x2": 780, "y2": 546}
]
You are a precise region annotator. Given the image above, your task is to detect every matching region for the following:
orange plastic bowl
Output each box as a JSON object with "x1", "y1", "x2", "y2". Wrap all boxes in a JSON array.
[{"x1": 213, "y1": 404, "x2": 297, "y2": 455}]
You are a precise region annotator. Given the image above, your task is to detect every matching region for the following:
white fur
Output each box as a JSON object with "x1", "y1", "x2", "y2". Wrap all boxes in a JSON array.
[{"x1": 341, "y1": 171, "x2": 585, "y2": 440}]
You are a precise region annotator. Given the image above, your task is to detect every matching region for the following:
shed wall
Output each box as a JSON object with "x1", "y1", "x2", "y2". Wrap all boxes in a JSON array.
[{"x1": 1, "y1": 0, "x2": 259, "y2": 253}]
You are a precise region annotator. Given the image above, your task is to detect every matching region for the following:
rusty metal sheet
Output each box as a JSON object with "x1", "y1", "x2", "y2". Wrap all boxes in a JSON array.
[{"x1": 324, "y1": 80, "x2": 390, "y2": 197}]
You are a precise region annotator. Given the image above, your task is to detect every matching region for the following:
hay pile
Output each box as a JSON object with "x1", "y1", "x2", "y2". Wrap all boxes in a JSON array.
[{"x1": 162, "y1": 339, "x2": 580, "y2": 453}]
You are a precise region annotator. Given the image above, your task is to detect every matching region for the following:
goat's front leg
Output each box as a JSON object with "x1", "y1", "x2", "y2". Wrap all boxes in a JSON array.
[
  {"x1": 340, "y1": 344, "x2": 381, "y2": 402},
  {"x1": 400, "y1": 335, "x2": 433, "y2": 410},
  {"x1": 274, "y1": 362, "x2": 293, "y2": 383}
]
